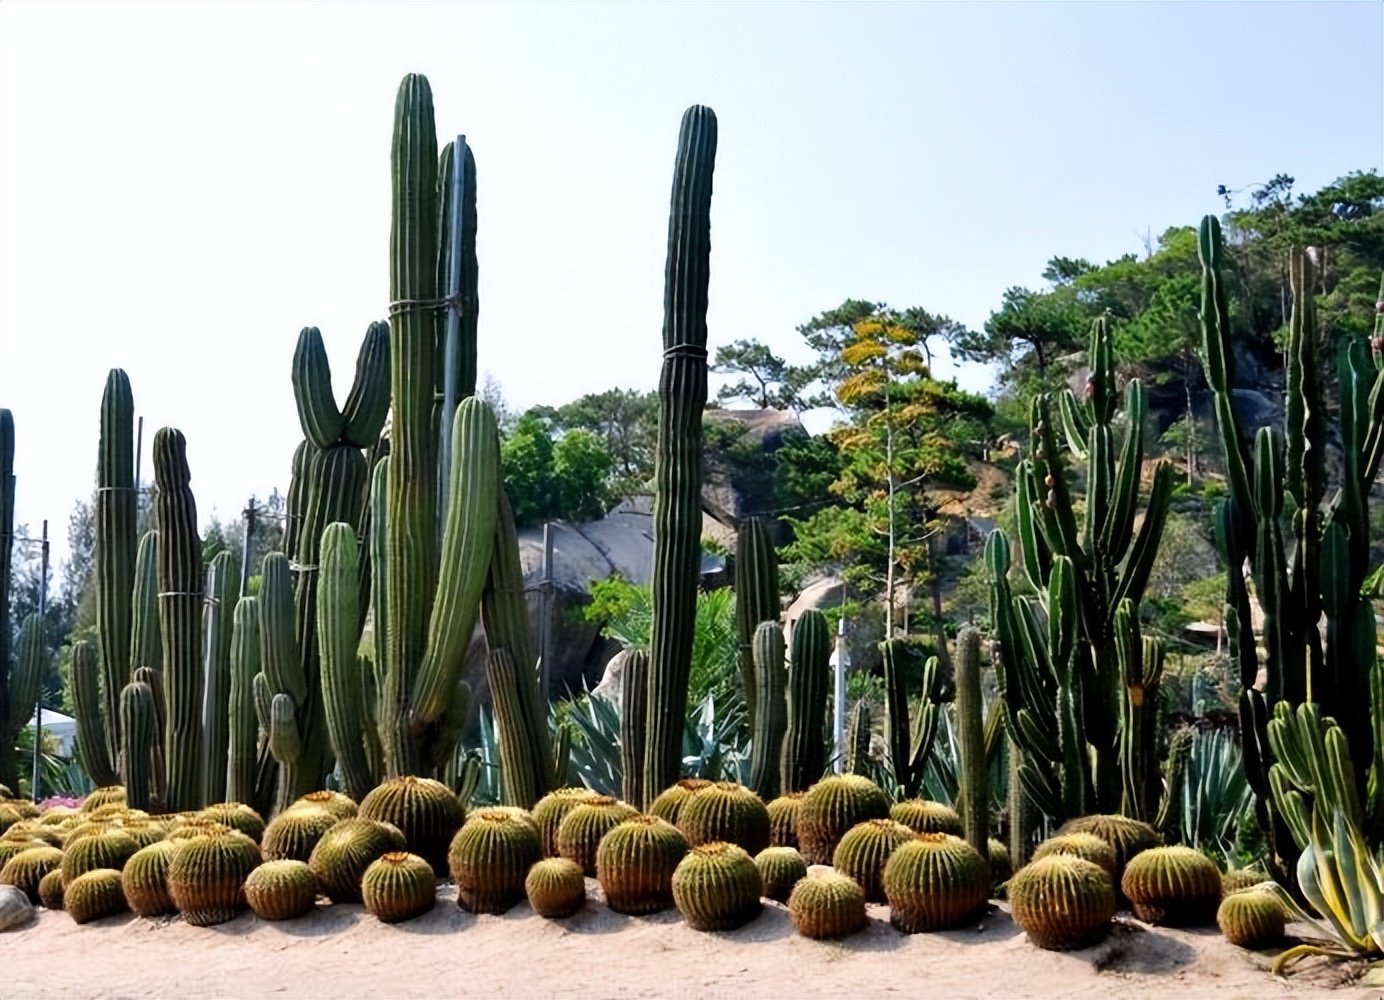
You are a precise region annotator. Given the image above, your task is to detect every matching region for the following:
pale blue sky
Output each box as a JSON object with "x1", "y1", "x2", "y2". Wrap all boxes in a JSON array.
[{"x1": 1, "y1": 1, "x2": 1380, "y2": 567}]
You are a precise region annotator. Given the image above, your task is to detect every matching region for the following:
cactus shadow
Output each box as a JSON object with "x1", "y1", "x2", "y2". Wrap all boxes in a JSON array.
[
  {"x1": 1088, "y1": 921, "x2": 1198, "y2": 975},
  {"x1": 262, "y1": 902, "x2": 365, "y2": 937},
  {"x1": 929, "y1": 904, "x2": 1024, "y2": 945},
  {"x1": 387, "y1": 900, "x2": 478, "y2": 935},
  {"x1": 543, "y1": 902, "x2": 683, "y2": 935}
]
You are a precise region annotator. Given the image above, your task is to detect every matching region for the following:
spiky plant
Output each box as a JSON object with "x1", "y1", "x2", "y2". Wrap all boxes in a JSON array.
[
  {"x1": 881, "y1": 833, "x2": 990, "y2": 933},
  {"x1": 1056, "y1": 814, "x2": 1159, "y2": 877},
  {"x1": 82, "y1": 787, "x2": 127, "y2": 812},
  {"x1": 1009, "y1": 854, "x2": 1116, "y2": 950},
  {"x1": 167, "y1": 827, "x2": 263, "y2": 926},
  {"x1": 988, "y1": 839, "x2": 1012, "y2": 890},
  {"x1": 359, "y1": 776, "x2": 465, "y2": 875},
  {"x1": 890, "y1": 799, "x2": 963, "y2": 837},
  {"x1": 449, "y1": 809, "x2": 542, "y2": 914},
  {"x1": 199, "y1": 803, "x2": 265, "y2": 844},
  {"x1": 796, "y1": 775, "x2": 889, "y2": 865},
  {"x1": 0, "y1": 838, "x2": 38, "y2": 869},
  {"x1": 121, "y1": 841, "x2": 178, "y2": 917},
  {"x1": 671, "y1": 842, "x2": 762, "y2": 932},
  {"x1": 1120, "y1": 846, "x2": 1222, "y2": 926},
  {"x1": 262, "y1": 806, "x2": 338, "y2": 863},
  {"x1": 766, "y1": 792, "x2": 804, "y2": 849},
  {"x1": 1030, "y1": 833, "x2": 1119, "y2": 878},
  {"x1": 754, "y1": 846, "x2": 806, "y2": 903},
  {"x1": 556, "y1": 796, "x2": 638, "y2": 876},
  {"x1": 531, "y1": 788, "x2": 600, "y2": 858},
  {"x1": 65, "y1": 869, "x2": 128, "y2": 924},
  {"x1": 308, "y1": 818, "x2": 406, "y2": 904},
  {"x1": 362, "y1": 852, "x2": 436, "y2": 923},
  {"x1": 596, "y1": 815, "x2": 688, "y2": 915},
  {"x1": 1221, "y1": 868, "x2": 1271, "y2": 895},
  {"x1": 1217, "y1": 890, "x2": 1285, "y2": 948},
  {"x1": 38, "y1": 867, "x2": 64, "y2": 910},
  {"x1": 526, "y1": 857, "x2": 586, "y2": 918},
  {"x1": 0, "y1": 845, "x2": 63, "y2": 904},
  {"x1": 294, "y1": 790, "x2": 357, "y2": 820},
  {"x1": 244, "y1": 860, "x2": 319, "y2": 921},
  {"x1": 62, "y1": 828, "x2": 139, "y2": 886},
  {"x1": 788, "y1": 870, "x2": 867, "y2": 940},
  {"x1": 832, "y1": 819, "x2": 914, "y2": 903},
  {"x1": 676, "y1": 782, "x2": 770, "y2": 855},
  {"x1": 648, "y1": 779, "x2": 711, "y2": 826}
]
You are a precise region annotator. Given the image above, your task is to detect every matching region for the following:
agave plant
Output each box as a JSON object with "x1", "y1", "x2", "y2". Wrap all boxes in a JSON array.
[
  {"x1": 1179, "y1": 728, "x2": 1254, "y2": 861},
  {"x1": 1264, "y1": 809, "x2": 1384, "y2": 974}
]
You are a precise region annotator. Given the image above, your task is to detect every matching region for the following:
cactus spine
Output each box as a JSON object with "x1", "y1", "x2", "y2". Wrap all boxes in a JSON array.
[
  {"x1": 781, "y1": 610, "x2": 830, "y2": 792},
  {"x1": 617, "y1": 650, "x2": 649, "y2": 809},
  {"x1": 735, "y1": 517, "x2": 779, "y2": 728},
  {"x1": 953, "y1": 626, "x2": 988, "y2": 870},
  {"x1": 644, "y1": 105, "x2": 717, "y2": 797},
  {"x1": 749, "y1": 622, "x2": 786, "y2": 800}
]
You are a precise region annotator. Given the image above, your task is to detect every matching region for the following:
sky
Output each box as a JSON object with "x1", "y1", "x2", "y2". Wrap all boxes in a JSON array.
[{"x1": 1, "y1": 1, "x2": 1381, "y2": 571}]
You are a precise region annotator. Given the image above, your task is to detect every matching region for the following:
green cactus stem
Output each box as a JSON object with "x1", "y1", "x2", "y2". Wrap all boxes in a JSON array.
[
  {"x1": 796, "y1": 774, "x2": 889, "y2": 866},
  {"x1": 117, "y1": 681, "x2": 155, "y2": 812},
  {"x1": 1009, "y1": 854, "x2": 1116, "y2": 950},
  {"x1": 96, "y1": 370, "x2": 137, "y2": 777},
  {"x1": 244, "y1": 858, "x2": 318, "y2": 921},
  {"x1": 317, "y1": 523, "x2": 374, "y2": 802},
  {"x1": 754, "y1": 845, "x2": 807, "y2": 903},
  {"x1": 881, "y1": 832, "x2": 990, "y2": 933},
  {"x1": 71, "y1": 640, "x2": 117, "y2": 788},
  {"x1": 120, "y1": 840, "x2": 177, "y2": 917},
  {"x1": 166, "y1": 826, "x2": 263, "y2": 926},
  {"x1": 749, "y1": 622, "x2": 787, "y2": 800},
  {"x1": 677, "y1": 781, "x2": 770, "y2": 855},
  {"x1": 201, "y1": 550, "x2": 238, "y2": 805},
  {"x1": 261, "y1": 805, "x2": 338, "y2": 862},
  {"x1": 617, "y1": 650, "x2": 649, "y2": 809},
  {"x1": 65, "y1": 868, "x2": 128, "y2": 923},
  {"x1": 308, "y1": 817, "x2": 406, "y2": 904},
  {"x1": 781, "y1": 610, "x2": 831, "y2": 793},
  {"x1": 596, "y1": 814, "x2": 689, "y2": 915},
  {"x1": 1120, "y1": 845, "x2": 1222, "y2": 926},
  {"x1": 832, "y1": 818, "x2": 914, "y2": 903},
  {"x1": 1217, "y1": 890, "x2": 1284, "y2": 948},
  {"x1": 0, "y1": 409, "x2": 14, "y2": 791},
  {"x1": 556, "y1": 796, "x2": 639, "y2": 876},
  {"x1": 953, "y1": 626, "x2": 988, "y2": 869},
  {"x1": 448, "y1": 808, "x2": 543, "y2": 914},
  {"x1": 358, "y1": 775, "x2": 464, "y2": 876},
  {"x1": 227, "y1": 597, "x2": 261, "y2": 806},
  {"x1": 735, "y1": 517, "x2": 779, "y2": 727}
]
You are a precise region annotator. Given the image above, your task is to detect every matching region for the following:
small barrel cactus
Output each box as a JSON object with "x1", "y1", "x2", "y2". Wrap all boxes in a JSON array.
[
  {"x1": 244, "y1": 860, "x2": 319, "y2": 921},
  {"x1": 754, "y1": 846, "x2": 807, "y2": 903},
  {"x1": 890, "y1": 799, "x2": 963, "y2": 837},
  {"x1": 448, "y1": 809, "x2": 543, "y2": 914},
  {"x1": 1120, "y1": 845, "x2": 1222, "y2": 926},
  {"x1": 796, "y1": 775, "x2": 889, "y2": 865},
  {"x1": 308, "y1": 818, "x2": 407, "y2": 904},
  {"x1": 1057, "y1": 814, "x2": 1160, "y2": 877},
  {"x1": 525, "y1": 857, "x2": 587, "y2": 918},
  {"x1": 294, "y1": 790, "x2": 358, "y2": 820},
  {"x1": 62, "y1": 828, "x2": 140, "y2": 885},
  {"x1": 82, "y1": 786, "x2": 128, "y2": 812},
  {"x1": 0, "y1": 837, "x2": 38, "y2": 869},
  {"x1": 65, "y1": 868, "x2": 128, "y2": 924},
  {"x1": 671, "y1": 842, "x2": 763, "y2": 932},
  {"x1": 121, "y1": 841, "x2": 178, "y2": 917},
  {"x1": 833, "y1": 819, "x2": 915, "y2": 903},
  {"x1": 199, "y1": 803, "x2": 266, "y2": 844},
  {"x1": 0, "y1": 845, "x2": 63, "y2": 904},
  {"x1": 766, "y1": 792, "x2": 804, "y2": 849},
  {"x1": 788, "y1": 870, "x2": 867, "y2": 939},
  {"x1": 1008, "y1": 854, "x2": 1116, "y2": 950},
  {"x1": 596, "y1": 814, "x2": 689, "y2": 915},
  {"x1": 362, "y1": 852, "x2": 437, "y2": 923},
  {"x1": 988, "y1": 838, "x2": 1012, "y2": 890},
  {"x1": 648, "y1": 779, "x2": 712, "y2": 825},
  {"x1": 1030, "y1": 833, "x2": 1119, "y2": 877},
  {"x1": 262, "y1": 806, "x2": 338, "y2": 862},
  {"x1": 676, "y1": 782, "x2": 770, "y2": 855},
  {"x1": 359, "y1": 776, "x2": 465, "y2": 875},
  {"x1": 882, "y1": 833, "x2": 990, "y2": 933},
  {"x1": 556, "y1": 796, "x2": 639, "y2": 876},
  {"x1": 3, "y1": 822, "x2": 62, "y2": 848},
  {"x1": 531, "y1": 788, "x2": 600, "y2": 857},
  {"x1": 1221, "y1": 868, "x2": 1271, "y2": 895},
  {"x1": 1216, "y1": 890, "x2": 1284, "y2": 948},
  {"x1": 167, "y1": 827, "x2": 264, "y2": 926},
  {"x1": 38, "y1": 867, "x2": 65, "y2": 910}
]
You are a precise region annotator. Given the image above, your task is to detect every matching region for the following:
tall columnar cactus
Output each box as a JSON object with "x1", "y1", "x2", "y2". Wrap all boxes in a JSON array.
[
  {"x1": 953, "y1": 627, "x2": 988, "y2": 867},
  {"x1": 644, "y1": 105, "x2": 717, "y2": 797},
  {"x1": 734, "y1": 517, "x2": 779, "y2": 727},
  {"x1": 117, "y1": 681, "x2": 155, "y2": 811},
  {"x1": 749, "y1": 621, "x2": 787, "y2": 800},
  {"x1": 153, "y1": 427, "x2": 204, "y2": 812},
  {"x1": 317, "y1": 524, "x2": 375, "y2": 801},
  {"x1": 616, "y1": 649, "x2": 649, "y2": 809},
  {"x1": 781, "y1": 609, "x2": 830, "y2": 792},
  {"x1": 201, "y1": 550, "x2": 238, "y2": 804},
  {"x1": 433, "y1": 138, "x2": 480, "y2": 425},
  {"x1": 70, "y1": 640, "x2": 116, "y2": 787},
  {"x1": 1200, "y1": 218, "x2": 1384, "y2": 858},
  {"x1": 1114, "y1": 600, "x2": 1164, "y2": 823},
  {"x1": 881, "y1": 638, "x2": 944, "y2": 799},
  {"x1": 95, "y1": 370, "x2": 137, "y2": 778},
  {"x1": 226, "y1": 596, "x2": 261, "y2": 805},
  {"x1": 258, "y1": 553, "x2": 318, "y2": 810},
  {"x1": 4, "y1": 615, "x2": 46, "y2": 793},
  {"x1": 986, "y1": 314, "x2": 1174, "y2": 820}
]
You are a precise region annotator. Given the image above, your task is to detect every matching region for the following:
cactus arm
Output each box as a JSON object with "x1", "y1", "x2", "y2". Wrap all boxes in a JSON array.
[
  {"x1": 96, "y1": 369, "x2": 137, "y2": 768},
  {"x1": 152, "y1": 427, "x2": 204, "y2": 811},
  {"x1": 10, "y1": 614, "x2": 46, "y2": 739},
  {"x1": 880, "y1": 638, "x2": 913, "y2": 797},
  {"x1": 132, "y1": 665, "x2": 167, "y2": 806},
  {"x1": 1013, "y1": 463, "x2": 1050, "y2": 592},
  {"x1": 748, "y1": 622, "x2": 786, "y2": 800},
  {"x1": 1084, "y1": 424, "x2": 1113, "y2": 558},
  {"x1": 1251, "y1": 429, "x2": 1292, "y2": 706},
  {"x1": 1111, "y1": 461, "x2": 1176, "y2": 611},
  {"x1": 645, "y1": 105, "x2": 717, "y2": 798},
  {"x1": 71, "y1": 639, "x2": 118, "y2": 786},
  {"x1": 1115, "y1": 600, "x2": 1149, "y2": 821},
  {"x1": 486, "y1": 649, "x2": 544, "y2": 808},
  {"x1": 118, "y1": 681, "x2": 155, "y2": 811},
  {"x1": 259, "y1": 554, "x2": 307, "y2": 706},
  {"x1": 618, "y1": 650, "x2": 649, "y2": 808},
  {"x1": 1100, "y1": 380, "x2": 1145, "y2": 559},
  {"x1": 227, "y1": 596, "x2": 261, "y2": 805},
  {"x1": 268, "y1": 693, "x2": 303, "y2": 812},
  {"x1": 201, "y1": 550, "x2": 238, "y2": 804},
  {"x1": 129, "y1": 530, "x2": 162, "y2": 673},
  {"x1": 1029, "y1": 396, "x2": 1083, "y2": 564},
  {"x1": 318, "y1": 523, "x2": 375, "y2": 801},
  {"x1": 1055, "y1": 390, "x2": 1091, "y2": 461},
  {"x1": 907, "y1": 656, "x2": 942, "y2": 784},
  {"x1": 368, "y1": 457, "x2": 396, "y2": 773},
  {"x1": 291, "y1": 327, "x2": 345, "y2": 449},
  {"x1": 340, "y1": 321, "x2": 392, "y2": 449}
]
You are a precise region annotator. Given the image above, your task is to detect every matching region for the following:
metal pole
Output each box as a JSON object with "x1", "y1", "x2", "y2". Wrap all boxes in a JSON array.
[
  {"x1": 832, "y1": 612, "x2": 848, "y2": 774},
  {"x1": 240, "y1": 496, "x2": 256, "y2": 597},
  {"x1": 539, "y1": 522, "x2": 554, "y2": 704},
  {"x1": 437, "y1": 134, "x2": 468, "y2": 533},
  {"x1": 31, "y1": 520, "x2": 48, "y2": 800}
]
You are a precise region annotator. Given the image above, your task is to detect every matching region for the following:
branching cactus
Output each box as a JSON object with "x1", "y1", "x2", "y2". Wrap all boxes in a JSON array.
[
  {"x1": 881, "y1": 639, "x2": 944, "y2": 799},
  {"x1": 645, "y1": 105, "x2": 718, "y2": 797}
]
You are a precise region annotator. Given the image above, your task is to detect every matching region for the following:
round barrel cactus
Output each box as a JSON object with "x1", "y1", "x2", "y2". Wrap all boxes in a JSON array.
[
  {"x1": 165, "y1": 816, "x2": 231, "y2": 842},
  {"x1": 881, "y1": 833, "x2": 989, "y2": 933},
  {"x1": 199, "y1": 803, "x2": 266, "y2": 844},
  {"x1": 796, "y1": 775, "x2": 889, "y2": 865},
  {"x1": 766, "y1": 792, "x2": 804, "y2": 849},
  {"x1": 449, "y1": 809, "x2": 543, "y2": 914},
  {"x1": 833, "y1": 819, "x2": 914, "y2": 903},
  {"x1": 532, "y1": 788, "x2": 600, "y2": 858},
  {"x1": 671, "y1": 842, "x2": 763, "y2": 932},
  {"x1": 1120, "y1": 846, "x2": 1222, "y2": 926},
  {"x1": 596, "y1": 815, "x2": 688, "y2": 915},
  {"x1": 890, "y1": 799, "x2": 963, "y2": 837},
  {"x1": 1216, "y1": 890, "x2": 1284, "y2": 948},
  {"x1": 308, "y1": 818, "x2": 406, "y2": 904},
  {"x1": 167, "y1": 827, "x2": 264, "y2": 926},
  {"x1": 0, "y1": 844, "x2": 63, "y2": 904},
  {"x1": 121, "y1": 841, "x2": 178, "y2": 917},
  {"x1": 359, "y1": 776, "x2": 465, "y2": 875},
  {"x1": 262, "y1": 806, "x2": 338, "y2": 863},
  {"x1": 988, "y1": 838, "x2": 1012, "y2": 890},
  {"x1": 62, "y1": 828, "x2": 139, "y2": 885},
  {"x1": 244, "y1": 860, "x2": 319, "y2": 921},
  {"x1": 362, "y1": 852, "x2": 436, "y2": 923},
  {"x1": 65, "y1": 868, "x2": 128, "y2": 924},
  {"x1": 1221, "y1": 868, "x2": 1270, "y2": 896},
  {"x1": 754, "y1": 846, "x2": 807, "y2": 903},
  {"x1": 648, "y1": 779, "x2": 712, "y2": 826},
  {"x1": 0, "y1": 837, "x2": 38, "y2": 869},
  {"x1": 1057, "y1": 814, "x2": 1159, "y2": 877},
  {"x1": 1009, "y1": 854, "x2": 1116, "y2": 950},
  {"x1": 526, "y1": 857, "x2": 587, "y2": 918},
  {"x1": 294, "y1": 790, "x2": 358, "y2": 820},
  {"x1": 3, "y1": 822, "x2": 62, "y2": 848},
  {"x1": 1030, "y1": 833, "x2": 1118, "y2": 877},
  {"x1": 556, "y1": 796, "x2": 638, "y2": 876},
  {"x1": 788, "y1": 870, "x2": 867, "y2": 939},
  {"x1": 82, "y1": 786, "x2": 127, "y2": 812},
  {"x1": 676, "y1": 782, "x2": 770, "y2": 855},
  {"x1": 38, "y1": 867, "x2": 65, "y2": 910}
]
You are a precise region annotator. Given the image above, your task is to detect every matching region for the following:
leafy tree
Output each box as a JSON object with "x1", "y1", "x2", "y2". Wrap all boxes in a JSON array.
[
  {"x1": 554, "y1": 388, "x2": 657, "y2": 497},
  {"x1": 502, "y1": 410, "x2": 615, "y2": 528},
  {"x1": 711, "y1": 339, "x2": 825, "y2": 411}
]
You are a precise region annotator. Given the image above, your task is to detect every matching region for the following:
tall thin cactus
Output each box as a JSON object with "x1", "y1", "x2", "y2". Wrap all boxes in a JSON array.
[
  {"x1": 0, "y1": 409, "x2": 13, "y2": 791},
  {"x1": 118, "y1": 680, "x2": 155, "y2": 811},
  {"x1": 226, "y1": 596, "x2": 260, "y2": 805},
  {"x1": 201, "y1": 549, "x2": 238, "y2": 804},
  {"x1": 781, "y1": 610, "x2": 830, "y2": 792},
  {"x1": 645, "y1": 105, "x2": 717, "y2": 797},
  {"x1": 617, "y1": 649, "x2": 649, "y2": 808},
  {"x1": 95, "y1": 370, "x2": 137, "y2": 775},
  {"x1": 317, "y1": 523, "x2": 374, "y2": 801},
  {"x1": 734, "y1": 517, "x2": 778, "y2": 729},
  {"x1": 748, "y1": 621, "x2": 787, "y2": 800},
  {"x1": 954, "y1": 627, "x2": 988, "y2": 868}
]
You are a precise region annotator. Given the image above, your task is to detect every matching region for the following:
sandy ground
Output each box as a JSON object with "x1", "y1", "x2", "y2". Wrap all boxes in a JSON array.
[{"x1": 5, "y1": 882, "x2": 1373, "y2": 1000}]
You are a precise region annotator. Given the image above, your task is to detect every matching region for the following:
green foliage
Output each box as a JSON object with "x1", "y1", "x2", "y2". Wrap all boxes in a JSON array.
[
  {"x1": 501, "y1": 411, "x2": 614, "y2": 528},
  {"x1": 712, "y1": 339, "x2": 826, "y2": 411}
]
